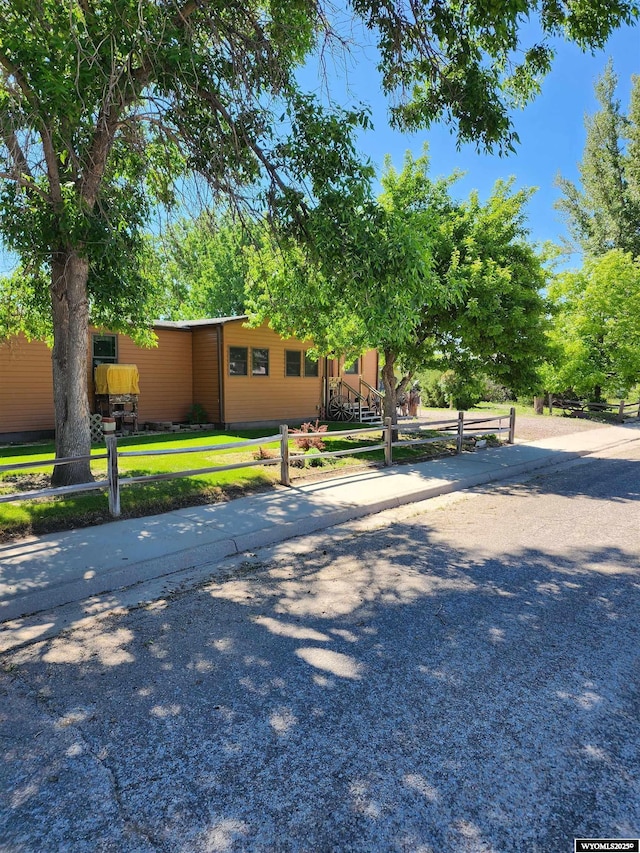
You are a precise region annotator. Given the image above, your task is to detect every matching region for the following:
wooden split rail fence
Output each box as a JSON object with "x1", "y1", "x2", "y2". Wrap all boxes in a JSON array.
[
  {"x1": 550, "y1": 397, "x2": 640, "y2": 420},
  {"x1": 0, "y1": 409, "x2": 515, "y2": 518}
]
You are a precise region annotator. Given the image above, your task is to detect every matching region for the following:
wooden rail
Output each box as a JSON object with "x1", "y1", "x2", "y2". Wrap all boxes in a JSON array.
[
  {"x1": 0, "y1": 409, "x2": 516, "y2": 518},
  {"x1": 551, "y1": 397, "x2": 640, "y2": 421}
]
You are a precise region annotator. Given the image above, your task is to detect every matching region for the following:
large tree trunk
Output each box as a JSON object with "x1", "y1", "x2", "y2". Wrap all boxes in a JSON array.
[
  {"x1": 380, "y1": 350, "x2": 414, "y2": 441},
  {"x1": 50, "y1": 251, "x2": 94, "y2": 487},
  {"x1": 380, "y1": 350, "x2": 398, "y2": 426}
]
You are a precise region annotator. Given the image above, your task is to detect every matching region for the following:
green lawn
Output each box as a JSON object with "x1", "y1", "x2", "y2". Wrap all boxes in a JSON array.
[{"x1": 0, "y1": 423, "x2": 455, "y2": 541}]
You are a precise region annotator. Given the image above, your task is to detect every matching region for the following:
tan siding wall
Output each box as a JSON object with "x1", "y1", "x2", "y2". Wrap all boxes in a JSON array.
[
  {"x1": 0, "y1": 335, "x2": 55, "y2": 433},
  {"x1": 113, "y1": 329, "x2": 193, "y2": 423},
  {"x1": 329, "y1": 350, "x2": 379, "y2": 387},
  {"x1": 222, "y1": 321, "x2": 322, "y2": 424},
  {"x1": 361, "y1": 349, "x2": 379, "y2": 389},
  {"x1": 192, "y1": 326, "x2": 221, "y2": 424},
  {"x1": 2, "y1": 322, "x2": 379, "y2": 435}
]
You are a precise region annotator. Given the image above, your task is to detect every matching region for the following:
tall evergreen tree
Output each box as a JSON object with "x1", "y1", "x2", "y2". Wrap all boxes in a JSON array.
[{"x1": 556, "y1": 63, "x2": 640, "y2": 258}]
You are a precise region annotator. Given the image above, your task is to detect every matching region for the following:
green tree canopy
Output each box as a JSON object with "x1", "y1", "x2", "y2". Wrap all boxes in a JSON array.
[
  {"x1": 248, "y1": 150, "x2": 551, "y2": 421},
  {"x1": 152, "y1": 212, "x2": 251, "y2": 320},
  {"x1": 543, "y1": 249, "x2": 640, "y2": 400},
  {"x1": 418, "y1": 180, "x2": 551, "y2": 391}
]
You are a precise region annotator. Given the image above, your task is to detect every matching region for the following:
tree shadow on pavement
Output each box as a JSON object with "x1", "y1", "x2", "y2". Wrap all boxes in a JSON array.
[{"x1": 2, "y1": 493, "x2": 639, "y2": 853}]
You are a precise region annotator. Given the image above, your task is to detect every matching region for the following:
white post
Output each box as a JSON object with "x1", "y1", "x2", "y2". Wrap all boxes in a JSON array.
[{"x1": 105, "y1": 434, "x2": 120, "y2": 517}]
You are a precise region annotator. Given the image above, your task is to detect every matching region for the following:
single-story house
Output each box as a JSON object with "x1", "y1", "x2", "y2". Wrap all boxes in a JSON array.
[{"x1": 0, "y1": 316, "x2": 380, "y2": 442}]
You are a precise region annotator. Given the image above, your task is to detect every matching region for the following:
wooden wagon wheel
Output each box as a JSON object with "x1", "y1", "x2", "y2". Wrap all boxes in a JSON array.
[{"x1": 328, "y1": 394, "x2": 355, "y2": 421}]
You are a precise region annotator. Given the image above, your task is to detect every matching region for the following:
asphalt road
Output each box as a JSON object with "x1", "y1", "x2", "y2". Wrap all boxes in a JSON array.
[{"x1": 1, "y1": 442, "x2": 639, "y2": 852}]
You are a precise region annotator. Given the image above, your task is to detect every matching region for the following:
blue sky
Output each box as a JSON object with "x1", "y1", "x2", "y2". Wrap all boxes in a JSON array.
[{"x1": 298, "y1": 20, "x2": 640, "y2": 265}]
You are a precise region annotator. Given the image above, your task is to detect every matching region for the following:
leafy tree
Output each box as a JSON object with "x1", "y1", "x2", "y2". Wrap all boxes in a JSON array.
[
  {"x1": 152, "y1": 212, "x2": 250, "y2": 320},
  {"x1": 0, "y1": 0, "x2": 636, "y2": 483},
  {"x1": 247, "y1": 151, "x2": 452, "y2": 422},
  {"x1": 543, "y1": 249, "x2": 640, "y2": 400},
  {"x1": 556, "y1": 63, "x2": 640, "y2": 258},
  {"x1": 419, "y1": 180, "x2": 551, "y2": 390},
  {"x1": 249, "y1": 151, "x2": 551, "y2": 422},
  {"x1": 438, "y1": 370, "x2": 487, "y2": 410},
  {"x1": 0, "y1": 0, "x2": 369, "y2": 484}
]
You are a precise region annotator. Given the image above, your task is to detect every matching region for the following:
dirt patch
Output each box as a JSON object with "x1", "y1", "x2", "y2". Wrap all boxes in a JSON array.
[{"x1": 509, "y1": 414, "x2": 611, "y2": 441}]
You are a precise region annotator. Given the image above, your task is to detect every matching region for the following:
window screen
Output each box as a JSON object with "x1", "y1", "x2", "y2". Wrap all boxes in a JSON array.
[
  {"x1": 252, "y1": 348, "x2": 269, "y2": 376},
  {"x1": 304, "y1": 353, "x2": 319, "y2": 377}
]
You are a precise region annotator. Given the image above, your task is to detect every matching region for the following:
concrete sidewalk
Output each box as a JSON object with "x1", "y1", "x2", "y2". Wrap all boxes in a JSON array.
[{"x1": 1, "y1": 421, "x2": 639, "y2": 646}]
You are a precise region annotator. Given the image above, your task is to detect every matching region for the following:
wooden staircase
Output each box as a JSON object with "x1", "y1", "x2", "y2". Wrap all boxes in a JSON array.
[{"x1": 326, "y1": 378, "x2": 383, "y2": 425}]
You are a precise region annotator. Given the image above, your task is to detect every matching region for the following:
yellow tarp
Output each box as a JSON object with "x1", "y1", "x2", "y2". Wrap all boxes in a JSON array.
[{"x1": 94, "y1": 364, "x2": 140, "y2": 395}]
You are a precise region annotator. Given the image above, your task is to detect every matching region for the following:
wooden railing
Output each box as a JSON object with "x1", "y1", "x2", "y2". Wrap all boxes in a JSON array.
[
  {"x1": 551, "y1": 397, "x2": 640, "y2": 421},
  {"x1": 359, "y1": 378, "x2": 384, "y2": 412},
  {"x1": 326, "y1": 378, "x2": 384, "y2": 422},
  {"x1": 0, "y1": 409, "x2": 515, "y2": 518}
]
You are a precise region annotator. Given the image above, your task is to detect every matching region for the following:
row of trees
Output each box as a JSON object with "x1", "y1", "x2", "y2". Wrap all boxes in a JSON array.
[
  {"x1": 151, "y1": 148, "x2": 551, "y2": 423},
  {"x1": 154, "y1": 62, "x2": 640, "y2": 415},
  {"x1": 0, "y1": 1, "x2": 638, "y2": 483},
  {"x1": 544, "y1": 64, "x2": 640, "y2": 402}
]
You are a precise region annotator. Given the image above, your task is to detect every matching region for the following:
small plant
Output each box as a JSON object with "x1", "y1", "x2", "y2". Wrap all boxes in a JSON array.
[
  {"x1": 253, "y1": 445, "x2": 277, "y2": 460},
  {"x1": 187, "y1": 403, "x2": 208, "y2": 425},
  {"x1": 290, "y1": 420, "x2": 328, "y2": 452}
]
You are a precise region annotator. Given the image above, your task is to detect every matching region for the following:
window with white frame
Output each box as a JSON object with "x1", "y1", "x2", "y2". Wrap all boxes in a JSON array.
[{"x1": 92, "y1": 334, "x2": 117, "y2": 369}]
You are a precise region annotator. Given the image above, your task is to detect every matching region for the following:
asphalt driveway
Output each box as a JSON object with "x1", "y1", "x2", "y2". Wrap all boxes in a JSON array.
[{"x1": 1, "y1": 442, "x2": 639, "y2": 852}]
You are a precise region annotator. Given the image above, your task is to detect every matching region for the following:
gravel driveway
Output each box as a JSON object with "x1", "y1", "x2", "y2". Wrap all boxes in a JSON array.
[{"x1": 414, "y1": 408, "x2": 611, "y2": 442}]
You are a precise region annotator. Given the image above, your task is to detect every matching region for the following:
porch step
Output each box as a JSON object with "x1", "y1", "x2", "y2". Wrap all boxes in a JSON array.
[{"x1": 356, "y1": 407, "x2": 383, "y2": 425}]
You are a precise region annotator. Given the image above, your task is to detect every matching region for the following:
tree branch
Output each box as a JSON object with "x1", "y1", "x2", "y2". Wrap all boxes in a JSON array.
[
  {"x1": 0, "y1": 57, "x2": 63, "y2": 205},
  {"x1": 0, "y1": 123, "x2": 33, "y2": 180},
  {"x1": 0, "y1": 170, "x2": 50, "y2": 202},
  {"x1": 80, "y1": 0, "x2": 205, "y2": 207}
]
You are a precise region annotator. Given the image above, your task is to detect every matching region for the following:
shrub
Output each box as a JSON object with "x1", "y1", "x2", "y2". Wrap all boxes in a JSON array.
[
  {"x1": 290, "y1": 420, "x2": 328, "y2": 452},
  {"x1": 421, "y1": 377, "x2": 447, "y2": 408},
  {"x1": 187, "y1": 403, "x2": 208, "y2": 425},
  {"x1": 480, "y1": 378, "x2": 514, "y2": 403},
  {"x1": 253, "y1": 445, "x2": 277, "y2": 460},
  {"x1": 439, "y1": 371, "x2": 485, "y2": 410}
]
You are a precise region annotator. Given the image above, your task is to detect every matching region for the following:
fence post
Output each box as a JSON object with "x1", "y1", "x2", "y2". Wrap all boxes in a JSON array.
[
  {"x1": 105, "y1": 434, "x2": 120, "y2": 517},
  {"x1": 618, "y1": 400, "x2": 625, "y2": 422},
  {"x1": 548, "y1": 392, "x2": 554, "y2": 415},
  {"x1": 456, "y1": 411, "x2": 464, "y2": 453},
  {"x1": 280, "y1": 424, "x2": 290, "y2": 486},
  {"x1": 508, "y1": 407, "x2": 516, "y2": 444},
  {"x1": 384, "y1": 418, "x2": 393, "y2": 466}
]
